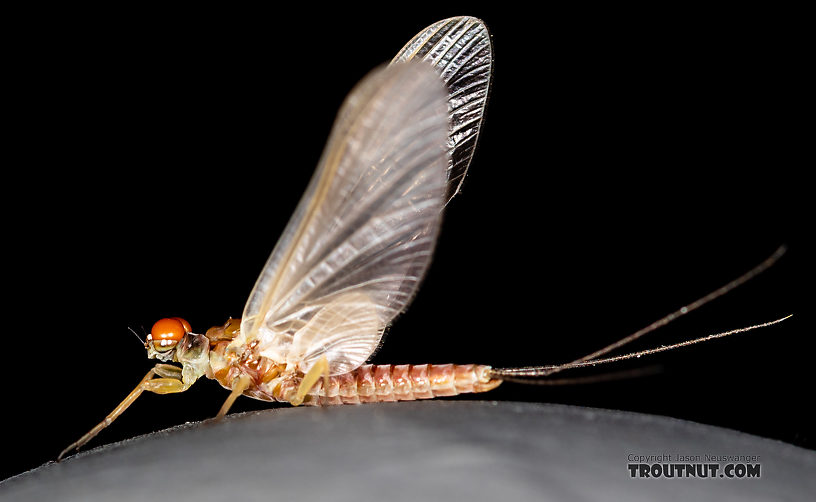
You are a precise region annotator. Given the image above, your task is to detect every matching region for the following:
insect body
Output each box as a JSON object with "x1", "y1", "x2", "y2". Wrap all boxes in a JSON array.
[{"x1": 59, "y1": 17, "x2": 787, "y2": 460}]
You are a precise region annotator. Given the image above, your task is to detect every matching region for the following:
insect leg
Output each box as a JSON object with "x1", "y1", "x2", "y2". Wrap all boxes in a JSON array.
[
  {"x1": 153, "y1": 364, "x2": 183, "y2": 379},
  {"x1": 291, "y1": 356, "x2": 330, "y2": 407},
  {"x1": 141, "y1": 378, "x2": 186, "y2": 393},
  {"x1": 57, "y1": 363, "x2": 188, "y2": 460},
  {"x1": 322, "y1": 361, "x2": 330, "y2": 406},
  {"x1": 215, "y1": 374, "x2": 252, "y2": 420}
]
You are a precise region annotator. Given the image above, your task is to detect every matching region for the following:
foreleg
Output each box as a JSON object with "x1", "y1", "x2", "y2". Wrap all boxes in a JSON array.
[{"x1": 58, "y1": 363, "x2": 188, "y2": 460}]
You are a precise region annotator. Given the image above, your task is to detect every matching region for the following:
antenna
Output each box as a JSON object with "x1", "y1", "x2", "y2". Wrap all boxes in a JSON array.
[{"x1": 128, "y1": 326, "x2": 145, "y2": 346}]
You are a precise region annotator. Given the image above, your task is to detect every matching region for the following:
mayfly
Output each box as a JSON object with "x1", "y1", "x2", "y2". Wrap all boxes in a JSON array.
[{"x1": 60, "y1": 17, "x2": 788, "y2": 460}]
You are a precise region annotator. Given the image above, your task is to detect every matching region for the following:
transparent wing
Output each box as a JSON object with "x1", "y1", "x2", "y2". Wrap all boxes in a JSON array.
[
  {"x1": 392, "y1": 16, "x2": 492, "y2": 203},
  {"x1": 241, "y1": 61, "x2": 449, "y2": 375},
  {"x1": 288, "y1": 292, "x2": 382, "y2": 374}
]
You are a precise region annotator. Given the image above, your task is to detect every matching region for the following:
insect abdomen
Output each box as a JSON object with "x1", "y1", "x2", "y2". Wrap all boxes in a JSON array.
[{"x1": 307, "y1": 364, "x2": 502, "y2": 406}]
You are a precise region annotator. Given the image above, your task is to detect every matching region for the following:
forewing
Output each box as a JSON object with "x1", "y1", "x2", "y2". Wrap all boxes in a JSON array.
[
  {"x1": 242, "y1": 61, "x2": 449, "y2": 375},
  {"x1": 392, "y1": 16, "x2": 492, "y2": 203}
]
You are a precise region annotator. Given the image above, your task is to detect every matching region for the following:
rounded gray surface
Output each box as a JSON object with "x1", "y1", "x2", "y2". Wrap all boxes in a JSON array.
[{"x1": 2, "y1": 401, "x2": 813, "y2": 501}]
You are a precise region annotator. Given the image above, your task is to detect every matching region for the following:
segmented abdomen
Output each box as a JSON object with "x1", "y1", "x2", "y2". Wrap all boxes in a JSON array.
[{"x1": 300, "y1": 364, "x2": 501, "y2": 406}]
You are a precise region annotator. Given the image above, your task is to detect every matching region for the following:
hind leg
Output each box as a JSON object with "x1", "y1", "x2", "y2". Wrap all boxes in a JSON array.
[{"x1": 290, "y1": 356, "x2": 330, "y2": 406}]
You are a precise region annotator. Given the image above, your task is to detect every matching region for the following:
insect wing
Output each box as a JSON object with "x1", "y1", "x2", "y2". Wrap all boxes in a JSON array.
[
  {"x1": 288, "y1": 292, "x2": 382, "y2": 375},
  {"x1": 392, "y1": 16, "x2": 492, "y2": 203},
  {"x1": 241, "y1": 62, "x2": 449, "y2": 375}
]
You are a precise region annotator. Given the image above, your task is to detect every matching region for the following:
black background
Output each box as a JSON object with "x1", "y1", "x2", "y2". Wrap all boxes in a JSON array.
[{"x1": 4, "y1": 6, "x2": 811, "y2": 481}]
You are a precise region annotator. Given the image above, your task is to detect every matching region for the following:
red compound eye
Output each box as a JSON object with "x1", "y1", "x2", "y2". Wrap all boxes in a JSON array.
[
  {"x1": 149, "y1": 317, "x2": 190, "y2": 351},
  {"x1": 171, "y1": 317, "x2": 192, "y2": 334}
]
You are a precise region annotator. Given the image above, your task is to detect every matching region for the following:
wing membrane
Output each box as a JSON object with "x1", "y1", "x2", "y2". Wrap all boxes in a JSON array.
[
  {"x1": 288, "y1": 292, "x2": 382, "y2": 375},
  {"x1": 392, "y1": 16, "x2": 492, "y2": 203},
  {"x1": 242, "y1": 61, "x2": 449, "y2": 374}
]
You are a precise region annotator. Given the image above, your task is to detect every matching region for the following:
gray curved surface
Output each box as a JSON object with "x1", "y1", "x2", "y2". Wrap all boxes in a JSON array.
[{"x1": 2, "y1": 401, "x2": 813, "y2": 501}]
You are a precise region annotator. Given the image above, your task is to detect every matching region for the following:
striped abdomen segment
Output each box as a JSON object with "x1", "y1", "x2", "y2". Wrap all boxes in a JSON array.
[{"x1": 305, "y1": 364, "x2": 501, "y2": 406}]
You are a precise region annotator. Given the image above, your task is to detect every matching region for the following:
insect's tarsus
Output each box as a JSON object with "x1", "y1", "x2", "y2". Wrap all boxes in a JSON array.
[{"x1": 490, "y1": 246, "x2": 788, "y2": 381}]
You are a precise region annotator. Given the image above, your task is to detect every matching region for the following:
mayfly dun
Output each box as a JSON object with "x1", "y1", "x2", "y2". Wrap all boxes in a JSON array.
[{"x1": 59, "y1": 17, "x2": 789, "y2": 460}]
